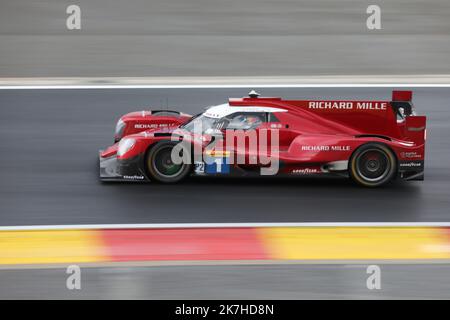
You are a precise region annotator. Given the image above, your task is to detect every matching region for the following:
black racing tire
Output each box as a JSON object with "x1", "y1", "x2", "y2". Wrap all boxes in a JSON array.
[
  {"x1": 145, "y1": 141, "x2": 192, "y2": 183},
  {"x1": 349, "y1": 143, "x2": 397, "y2": 187}
]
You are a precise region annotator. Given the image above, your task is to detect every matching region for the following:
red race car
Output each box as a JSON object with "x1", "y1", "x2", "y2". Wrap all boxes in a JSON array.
[{"x1": 99, "y1": 90, "x2": 426, "y2": 187}]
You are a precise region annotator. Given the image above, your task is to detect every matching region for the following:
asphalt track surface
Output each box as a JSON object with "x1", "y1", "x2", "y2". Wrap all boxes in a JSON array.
[
  {"x1": 2, "y1": 264, "x2": 450, "y2": 299},
  {"x1": 1, "y1": 0, "x2": 450, "y2": 77},
  {"x1": 0, "y1": 87, "x2": 449, "y2": 226}
]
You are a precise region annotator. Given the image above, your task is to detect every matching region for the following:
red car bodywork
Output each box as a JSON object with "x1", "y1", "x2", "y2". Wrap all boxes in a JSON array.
[
  {"x1": 99, "y1": 90, "x2": 426, "y2": 185},
  {"x1": 113, "y1": 110, "x2": 191, "y2": 142}
]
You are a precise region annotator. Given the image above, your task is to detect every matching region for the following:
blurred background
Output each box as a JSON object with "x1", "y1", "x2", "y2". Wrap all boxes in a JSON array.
[{"x1": 0, "y1": 0, "x2": 450, "y2": 77}]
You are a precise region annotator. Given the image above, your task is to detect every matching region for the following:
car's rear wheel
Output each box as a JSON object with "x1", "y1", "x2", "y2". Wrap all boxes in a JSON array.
[
  {"x1": 349, "y1": 143, "x2": 397, "y2": 187},
  {"x1": 145, "y1": 141, "x2": 192, "y2": 183}
]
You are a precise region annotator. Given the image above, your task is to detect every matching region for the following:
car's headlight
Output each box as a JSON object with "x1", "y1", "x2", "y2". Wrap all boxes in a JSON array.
[
  {"x1": 117, "y1": 138, "x2": 136, "y2": 157},
  {"x1": 115, "y1": 118, "x2": 126, "y2": 140}
]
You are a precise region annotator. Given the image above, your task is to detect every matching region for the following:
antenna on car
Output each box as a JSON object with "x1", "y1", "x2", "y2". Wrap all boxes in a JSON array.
[{"x1": 248, "y1": 90, "x2": 260, "y2": 98}]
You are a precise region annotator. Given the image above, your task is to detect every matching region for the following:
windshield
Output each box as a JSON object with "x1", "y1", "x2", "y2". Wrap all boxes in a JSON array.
[{"x1": 181, "y1": 113, "x2": 220, "y2": 133}]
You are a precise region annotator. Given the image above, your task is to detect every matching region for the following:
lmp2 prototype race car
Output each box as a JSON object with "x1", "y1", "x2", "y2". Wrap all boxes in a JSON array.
[{"x1": 99, "y1": 90, "x2": 426, "y2": 187}]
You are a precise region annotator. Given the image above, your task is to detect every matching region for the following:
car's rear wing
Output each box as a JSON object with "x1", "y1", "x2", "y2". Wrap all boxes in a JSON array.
[
  {"x1": 391, "y1": 90, "x2": 415, "y2": 117},
  {"x1": 391, "y1": 91, "x2": 426, "y2": 145}
]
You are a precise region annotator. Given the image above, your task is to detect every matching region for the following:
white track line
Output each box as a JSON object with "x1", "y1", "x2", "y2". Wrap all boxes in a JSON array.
[
  {"x1": 2, "y1": 84, "x2": 450, "y2": 89},
  {"x1": 1, "y1": 222, "x2": 450, "y2": 231},
  {"x1": 3, "y1": 259, "x2": 450, "y2": 270}
]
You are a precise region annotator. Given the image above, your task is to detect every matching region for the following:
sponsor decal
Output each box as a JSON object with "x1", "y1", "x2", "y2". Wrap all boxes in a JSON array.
[
  {"x1": 134, "y1": 123, "x2": 172, "y2": 129},
  {"x1": 407, "y1": 126, "x2": 425, "y2": 132},
  {"x1": 400, "y1": 151, "x2": 422, "y2": 159},
  {"x1": 292, "y1": 168, "x2": 319, "y2": 174},
  {"x1": 194, "y1": 161, "x2": 205, "y2": 174},
  {"x1": 308, "y1": 101, "x2": 387, "y2": 111},
  {"x1": 205, "y1": 150, "x2": 231, "y2": 157},
  {"x1": 302, "y1": 145, "x2": 351, "y2": 152},
  {"x1": 123, "y1": 175, "x2": 145, "y2": 180},
  {"x1": 399, "y1": 161, "x2": 423, "y2": 168}
]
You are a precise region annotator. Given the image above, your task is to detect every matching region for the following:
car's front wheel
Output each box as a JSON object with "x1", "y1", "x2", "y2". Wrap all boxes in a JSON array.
[
  {"x1": 349, "y1": 143, "x2": 397, "y2": 187},
  {"x1": 145, "y1": 141, "x2": 192, "y2": 183}
]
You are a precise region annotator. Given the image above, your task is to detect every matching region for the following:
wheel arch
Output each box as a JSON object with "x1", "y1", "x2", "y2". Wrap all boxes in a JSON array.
[
  {"x1": 348, "y1": 141, "x2": 399, "y2": 186},
  {"x1": 143, "y1": 139, "x2": 179, "y2": 178},
  {"x1": 142, "y1": 140, "x2": 160, "y2": 178},
  {"x1": 349, "y1": 140, "x2": 399, "y2": 170},
  {"x1": 143, "y1": 139, "x2": 194, "y2": 183}
]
